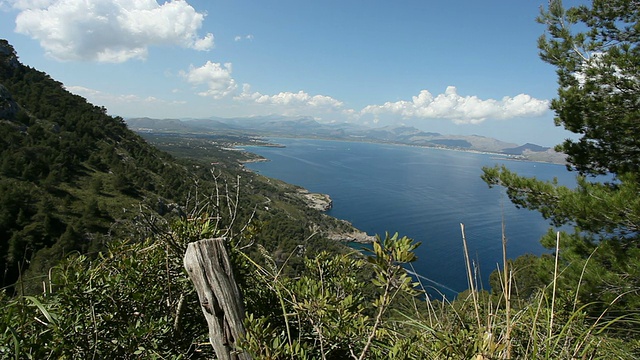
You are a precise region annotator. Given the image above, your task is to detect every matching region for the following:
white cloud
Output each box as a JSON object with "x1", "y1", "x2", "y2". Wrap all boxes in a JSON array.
[
  {"x1": 181, "y1": 61, "x2": 237, "y2": 98},
  {"x1": 574, "y1": 51, "x2": 638, "y2": 92},
  {"x1": 254, "y1": 91, "x2": 343, "y2": 108},
  {"x1": 10, "y1": 0, "x2": 53, "y2": 9},
  {"x1": 13, "y1": 0, "x2": 214, "y2": 62},
  {"x1": 361, "y1": 86, "x2": 549, "y2": 124},
  {"x1": 235, "y1": 85, "x2": 347, "y2": 117},
  {"x1": 66, "y1": 85, "x2": 186, "y2": 106},
  {"x1": 193, "y1": 33, "x2": 214, "y2": 51},
  {"x1": 234, "y1": 34, "x2": 254, "y2": 42}
]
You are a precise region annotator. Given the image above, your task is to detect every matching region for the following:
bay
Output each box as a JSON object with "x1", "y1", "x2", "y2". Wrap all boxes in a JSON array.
[{"x1": 244, "y1": 138, "x2": 573, "y2": 298}]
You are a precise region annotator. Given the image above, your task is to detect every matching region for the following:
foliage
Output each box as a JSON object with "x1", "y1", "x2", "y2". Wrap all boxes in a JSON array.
[
  {"x1": 236, "y1": 230, "x2": 639, "y2": 359},
  {"x1": 0, "y1": 237, "x2": 211, "y2": 359},
  {"x1": 3, "y1": 224, "x2": 638, "y2": 359},
  {"x1": 537, "y1": 0, "x2": 640, "y2": 176},
  {"x1": 0, "y1": 39, "x2": 199, "y2": 289},
  {"x1": 237, "y1": 233, "x2": 422, "y2": 360}
]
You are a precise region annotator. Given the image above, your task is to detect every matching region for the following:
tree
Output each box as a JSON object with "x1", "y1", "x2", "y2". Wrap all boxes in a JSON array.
[
  {"x1": 482, "y1": 0, "x2": 640, "y2": 319},
  {"x1": 538, "y1": 0, "x2": 640, "y2": 175}
]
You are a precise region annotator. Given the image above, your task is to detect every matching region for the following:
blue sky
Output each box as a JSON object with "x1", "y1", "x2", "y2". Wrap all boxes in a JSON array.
[{"x1": 0, "y1": 0, "x2": 588, "y2": 146}]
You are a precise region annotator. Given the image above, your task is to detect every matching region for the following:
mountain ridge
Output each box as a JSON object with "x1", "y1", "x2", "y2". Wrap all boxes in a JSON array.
[{"x1": 127, "y1": 116, "x2": 567, "y2": 163}]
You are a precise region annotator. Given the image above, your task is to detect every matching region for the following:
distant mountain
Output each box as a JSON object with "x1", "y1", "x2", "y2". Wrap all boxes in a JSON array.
[
  {"x1": 502, "y1": 143, "x2": 550, "y2": 155},
  {"x1": 127, "y1": 117, "x2": 554, "y2": 157},
  {"x1": 126, "y1": 117, "x2": 200, "y2": 132},
  {"x1": 129, "y1": 115, "x2": 372, "y2": 138},
  {"x1": 429, "y1": 139, "x2": 472, "y2": 148},
  {"x1": 186, "y1": 118, "x2": 243, "y2": 130},
  {"x1": 361, "y1": 125, "x2": 439, "y2": 142}
]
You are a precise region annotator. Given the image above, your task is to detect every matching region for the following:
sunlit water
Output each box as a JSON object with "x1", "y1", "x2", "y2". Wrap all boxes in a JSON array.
[{"x1": 244, "y1": 138, "x2": 574, "y2": 298}]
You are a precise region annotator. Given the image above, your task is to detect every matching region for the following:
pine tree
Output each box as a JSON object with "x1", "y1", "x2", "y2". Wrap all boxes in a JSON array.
[{"x1": 482, "y1": 0, "x2": 640, "y2": 318}]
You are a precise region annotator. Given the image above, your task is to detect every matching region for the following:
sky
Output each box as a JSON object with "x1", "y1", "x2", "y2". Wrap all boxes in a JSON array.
[{"x1": 0, "y1": 0, "x2": 589, "y2": 146}]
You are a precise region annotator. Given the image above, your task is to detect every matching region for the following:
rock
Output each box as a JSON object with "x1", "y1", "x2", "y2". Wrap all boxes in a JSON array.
[
  {"x1": 0, "y1": 84, "x2": 19, "y2": 120},
  {"x1": 293, "y1": 188, "x2": 373, "y2": 243},
  {"x1": 0, "y1": 40, "x2": 20, "y2": 69},
  {"x1": 297, "y1": 189, "x2": 333, "y2": 211},
  {"x1": 327, "y1": 231, "x2": 375, "y2": 244}
]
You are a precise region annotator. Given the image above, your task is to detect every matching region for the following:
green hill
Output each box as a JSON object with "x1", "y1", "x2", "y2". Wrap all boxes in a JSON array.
[
  {"x1": 1, "y1": 39, "x2": 183, "y2": 288},
  {"x1": 0, "y1": 39, "x2": 355, "y2": 293}
]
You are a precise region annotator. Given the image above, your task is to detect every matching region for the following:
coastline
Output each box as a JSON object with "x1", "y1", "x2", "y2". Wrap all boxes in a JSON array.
[
  {"x1": 234, "y1": 135, "x2": 571, "y2": 296},
  {"x1": 239, "y1": 136, "x2": 566, "y2": 247},
  {"x1": 243, "y1": 135, "x2": 567, "y2": 166},
  {"x1": 295, "y1": 189, "x2": 375, "y2": 243}
]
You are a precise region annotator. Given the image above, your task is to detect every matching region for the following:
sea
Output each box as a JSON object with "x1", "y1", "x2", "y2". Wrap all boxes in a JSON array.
[{"x1": 244, "y1": 138, "x2": 574, "y2": 298}]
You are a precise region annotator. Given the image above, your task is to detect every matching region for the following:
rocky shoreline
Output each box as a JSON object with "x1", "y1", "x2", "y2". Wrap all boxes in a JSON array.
[
  {"x1": 326, "y1": 230, "x2": 375, "y2": 244},
  {"x1": 296, "y1": 189, "x2": 375, "y2": 243},
  {"x1": 297, "y1": 189, "x2": 333, "y2": 211}
]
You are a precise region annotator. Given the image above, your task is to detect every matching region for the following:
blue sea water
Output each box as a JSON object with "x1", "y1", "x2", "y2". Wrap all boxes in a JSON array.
[{"x1": 244, "y1": 138, "x2": 574, "y2": 298}]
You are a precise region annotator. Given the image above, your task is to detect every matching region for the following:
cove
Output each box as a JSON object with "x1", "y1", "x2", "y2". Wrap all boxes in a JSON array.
[{"x1": 245, "y1": 138, "x2": 573, "y2": 298}]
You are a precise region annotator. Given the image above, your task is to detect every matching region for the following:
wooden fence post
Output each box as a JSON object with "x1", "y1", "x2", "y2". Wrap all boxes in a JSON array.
[{"x1": 184, "y1": 238, "x2": 251, "y2": 360}]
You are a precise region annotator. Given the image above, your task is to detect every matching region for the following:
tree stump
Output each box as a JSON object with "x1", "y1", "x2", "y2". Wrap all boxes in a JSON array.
[{"x1": 184, "y1": 238, "x2": 250, "y2": 360}]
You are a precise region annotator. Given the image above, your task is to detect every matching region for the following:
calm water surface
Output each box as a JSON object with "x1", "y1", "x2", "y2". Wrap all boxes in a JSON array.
[{"x1": 245, "y1": 138, "x2": 573, "y2": 297}]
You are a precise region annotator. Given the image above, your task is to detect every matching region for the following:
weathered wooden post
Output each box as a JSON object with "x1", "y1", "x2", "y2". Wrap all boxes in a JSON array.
[{"x1": 184, "y1": 238, "x2": 251, "y2": 360}]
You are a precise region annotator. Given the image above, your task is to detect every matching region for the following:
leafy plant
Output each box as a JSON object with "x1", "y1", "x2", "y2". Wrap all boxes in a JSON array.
[{"x1": 237, "y1": 233, "x2": 422, "y2": 360}]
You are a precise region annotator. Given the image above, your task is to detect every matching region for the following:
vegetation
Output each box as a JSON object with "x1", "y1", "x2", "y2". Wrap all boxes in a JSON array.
[
  {"x1": 2, "y1": 212, "x2": 635, "y2": 359},
  {"x1": 0, "y1": 37, "x2": 201, "y2": 290},
  {"x1": 137, "y1": 133, "x2": 270, "y2": 165},
  {"x1": 1, "y1": 0, "x2": 640, "y2": 358}
]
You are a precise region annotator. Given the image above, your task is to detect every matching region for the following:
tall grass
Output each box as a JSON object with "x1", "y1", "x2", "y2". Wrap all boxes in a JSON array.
[{"x1": 394, "y1": 229, "x2": 637, "y2": 359}]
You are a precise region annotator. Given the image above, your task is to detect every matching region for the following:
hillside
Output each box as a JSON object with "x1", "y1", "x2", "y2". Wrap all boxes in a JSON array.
[
  {"x1": 1, "y1": 40, "x2": 187, "y2": 289},
  {"x1": 0, "y1": 39, "x2": 359, "y2": 292}
]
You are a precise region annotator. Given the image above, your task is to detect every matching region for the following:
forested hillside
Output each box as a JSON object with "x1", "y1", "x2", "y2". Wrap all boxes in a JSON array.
[
  {"x1": 0, "y1": 38, "x2": 227, "y2": 290},
  {"x1": 0, "y1": 39, "x2": 353, "y2": 293}
]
